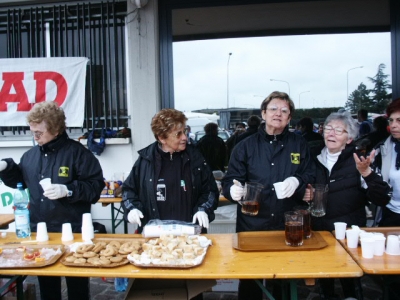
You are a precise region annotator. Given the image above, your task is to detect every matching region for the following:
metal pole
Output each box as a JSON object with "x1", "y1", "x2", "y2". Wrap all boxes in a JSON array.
[
  {"x1": 227, "y1": 53, "x2": 232, "y2": 108},
  {"x1": 270, "y1": 79, "x2": 290, "y2": 95},
  {"x1": 298, "y1": 91, "x2": 310, "y2": 109},
  {"x1": 346, "y1": 66, "x2": 363, "y2": 108}
]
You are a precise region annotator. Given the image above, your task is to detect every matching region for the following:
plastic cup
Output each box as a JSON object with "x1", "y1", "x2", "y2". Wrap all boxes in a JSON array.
[
  {"x1": 386, "y1": 235, "x2": 400, "y2": 255},
  {"x1": 61, "y1": 223, "x2": 74, "y2": 242},
  {"x1": 334, "y1": 222, "x2": 347, "y2": 240},
  {"x1": 82, "y1": 213, "x2": 93, "y2": 227},
  {"x1": 81, "y1": 225, "x2": 94, "y2": 241},
  {"x1": 346, "y1": 229, "x2": 360, "y2": 248},
  {"x1": 373, "y1": 235, "x2": 386, "y2": 256},
  {"x1": 39, "y1": 178, "x2": 52, "y2": 190},
  {"x1": 273, "y1": 182, "x2": 285, "y2": 199},
  {"x1": 36, "y1": 222, "x2": 49, "y2": 242},
  {"x1": 361, "y1": 237, "x2": 375, "y2": 259}
]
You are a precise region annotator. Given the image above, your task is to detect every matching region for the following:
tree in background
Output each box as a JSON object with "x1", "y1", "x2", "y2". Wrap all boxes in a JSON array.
[
  {"x1": 345, "y1": 83, "x2": 370, "y2": 112},
  {"x1": 368, "y1": 63, "x2": 392, "y2": 113}
]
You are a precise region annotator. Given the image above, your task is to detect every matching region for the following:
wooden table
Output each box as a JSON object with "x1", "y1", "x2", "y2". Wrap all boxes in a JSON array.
[
  {"x1": 97, "y1": 197, "x2": 127, "y2": 234},
  {"x1": 0, "y1": 231, "x2": 362, "y2": 299},
  {"x1": 0, "y1": 214, "x2": 14, "y2": 229},
  {"x1": 336, "y1": 227, "x2": 400, "y2": 299}
]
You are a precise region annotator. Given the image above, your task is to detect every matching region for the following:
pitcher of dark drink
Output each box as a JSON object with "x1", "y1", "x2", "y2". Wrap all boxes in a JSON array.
[
  {"x1": 239, "y1": 182, "x2": 264, "y2": 216},
  {"x1": 285, "y1": 211, "x2": 304, "y2": 246}
]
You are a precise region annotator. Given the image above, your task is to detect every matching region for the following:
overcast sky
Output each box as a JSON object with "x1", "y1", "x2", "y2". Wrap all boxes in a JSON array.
[{"x1": 173, "y1": 32, "x2": 391, "y2": 112}]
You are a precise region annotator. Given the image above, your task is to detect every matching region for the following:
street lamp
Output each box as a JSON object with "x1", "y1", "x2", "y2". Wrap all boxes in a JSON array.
[
  {"x1": 298, "y1": 91, "x2": 310, "y2": 109},
  {"x1": 346, "y1": 66, "x2": 363, "y2": 105},
  {"x1": 270, "y1": 79, "x2": 290, "y2": 95},
  {"x1": 227, "y1": 53, "x2": 232, "y2": 109}
]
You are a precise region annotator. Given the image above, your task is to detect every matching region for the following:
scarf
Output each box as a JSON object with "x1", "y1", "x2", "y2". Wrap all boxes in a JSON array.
[{"x1": 392, "y1": 136, "x2": 400, "y2": 170}]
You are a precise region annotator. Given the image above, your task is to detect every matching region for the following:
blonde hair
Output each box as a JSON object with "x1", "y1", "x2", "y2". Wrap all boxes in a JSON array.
[
  {"x1": 27, "y1": 102, "x2": 66, "y2": 135},
  {"x1": 151, "y1": 108, "x2": 187, "y2": 141}
]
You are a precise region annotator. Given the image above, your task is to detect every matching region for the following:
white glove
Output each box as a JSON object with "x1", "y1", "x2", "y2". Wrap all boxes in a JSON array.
[
  {"x1": 192, "y1": 211, "x2": 209, "y2": 229},
  {"x1": 230, "y1": 179, "x2": 244, "y2": 201},
  {"x1": 0, "y1": 160, "x2": 7, "y2": 172},
  {"x1": 280, "y1": 177, "x2": 300, "y2": 198},
  {"x1": 128, "y1": 209, "x2": 144, "y2": 226},
  {"x1": 43, "y1": 184, "x2": 68, "y2": 200}
]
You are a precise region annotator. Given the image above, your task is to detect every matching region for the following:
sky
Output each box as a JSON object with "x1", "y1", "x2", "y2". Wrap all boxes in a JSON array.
[{"x1": 172, "y1": 32, "x2": 391, "y2": 112}]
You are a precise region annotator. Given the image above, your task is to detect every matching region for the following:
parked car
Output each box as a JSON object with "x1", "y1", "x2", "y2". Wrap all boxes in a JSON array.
[{"x1": 194, "y1": 129, "x2": 230, "y2": 143}]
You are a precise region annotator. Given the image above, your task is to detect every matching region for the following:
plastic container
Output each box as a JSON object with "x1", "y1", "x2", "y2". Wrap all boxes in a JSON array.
[
  {"x1": 114, "y1": 277, "x2": 129, "y2": 292},
  {"x1": 13, "y1": 183, "x2": 31, "y2": 238}
]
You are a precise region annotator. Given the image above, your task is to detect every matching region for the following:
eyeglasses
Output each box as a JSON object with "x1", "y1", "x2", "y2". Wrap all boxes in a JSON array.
[
  {"x1": 172, "y1": 128, "x2": 188, "y2": 139},
  {"x1": 266, "y1": 106, "x2": 290, "y2": 115},
  {"x1": 323, "y1": 126, "x2": 348, "y2": 136},
  {"x1": 30, "y1": 130, "x2": 47, "y2": 138}
]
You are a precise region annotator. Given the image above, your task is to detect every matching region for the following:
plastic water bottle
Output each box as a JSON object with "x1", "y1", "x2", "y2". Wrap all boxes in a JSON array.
[
  {"x1": 114, "y1": 277, "x2": 128, "y2": 292},
  {"x1": 13, "y1": 182, "x2": 31, "y2": 238}
]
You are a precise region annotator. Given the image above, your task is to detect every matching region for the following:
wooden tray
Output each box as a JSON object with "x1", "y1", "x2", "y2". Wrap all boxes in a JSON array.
[
  {"x1": 232, "y1": 231, "x2": 328, "y2": 251},
  {"x1": 61, "y1": 238, "x2": 144, "y2": 268},
  {"x1": 0, "y1": 244, "x2": 64, "y2": 268}
]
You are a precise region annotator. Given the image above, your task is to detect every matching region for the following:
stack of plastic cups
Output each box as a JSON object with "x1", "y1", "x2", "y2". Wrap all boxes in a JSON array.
[{"x1": 81, "y1": 213, "x2": 94, "y2": 241}]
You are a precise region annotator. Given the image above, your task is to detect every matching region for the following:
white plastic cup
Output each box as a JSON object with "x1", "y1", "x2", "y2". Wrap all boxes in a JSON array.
[
  {"x1": 82, "y1": 213, "x2": 93, "y2": 227},
  {"x1": 346, "y1": 229, "x2": 360, "y2": 248},
  {"x1": 373, "y1": 236, "x2": 386, "y2": 256},
  {"x1": 361, "y1": 238, "x2": 375, "y2": 259},
  {"x1": 386, "y1": 235, "x2": 400, "y2": 255},
  {"x1": 334, "y1": 222, "x2": 347, "y2": 240},
  {"x1": 61, "y1": 223, "x2": 74, "y2": 242},
  {"x1": 81, "y1": 225, "x2": 94, "y2": 241},
  {"x1": 36, "y1": 222, "x2": 49, "y2": 242},
  {"x1": 273, "y1": 182, "x2": 285, "y2": 199},
  {"x1": 39, "y1": 178, "x2": 52, "y2": 190}
]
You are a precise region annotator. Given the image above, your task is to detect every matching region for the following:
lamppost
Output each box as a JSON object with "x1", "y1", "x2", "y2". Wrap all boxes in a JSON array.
[
  {"x1": 298, "y1": 91, "x2": 310, "y2": 109},
  {"x1": 270, "y1": 79, "x2": 290, "y2": 95},
  {"x1": 227, "y1": 53, "x2": 232, "y2": 109},
  {"x1": 346, "y1": 66, "x2": 363, "y2": 107}
]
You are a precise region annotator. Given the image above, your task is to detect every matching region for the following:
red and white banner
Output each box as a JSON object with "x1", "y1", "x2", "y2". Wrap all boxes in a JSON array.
[{"x1": 0, "y1": 57, "x2": 89, "y2": 127}]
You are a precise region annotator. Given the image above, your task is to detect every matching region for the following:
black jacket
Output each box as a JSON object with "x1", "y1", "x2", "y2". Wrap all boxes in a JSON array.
[
  {"x1": 0, "y1": 131, "x2": 105, "y2": 233},
  {"x1": 196, "y1": 134, "x2": 226, "y2": 171},
  {"x1": 311, "y1": 144, "x2": 390, "y2": 231},
  {"x1": 222, "y1": 126, "x2": 315, "y2": 232},
  {"x1": 122, "y1": 142, "x2": 219, "y2": 231}
]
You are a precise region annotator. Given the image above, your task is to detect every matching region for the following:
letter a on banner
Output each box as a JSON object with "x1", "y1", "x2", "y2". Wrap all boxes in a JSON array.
[{"x1": 0, "y1": 57, "x2": 89, "y2": 127}]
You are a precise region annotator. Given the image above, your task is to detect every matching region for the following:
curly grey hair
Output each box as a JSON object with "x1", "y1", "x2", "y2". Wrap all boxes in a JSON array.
[{"x1": 324, "y1": 110, "x2": 359, "y2": 140}]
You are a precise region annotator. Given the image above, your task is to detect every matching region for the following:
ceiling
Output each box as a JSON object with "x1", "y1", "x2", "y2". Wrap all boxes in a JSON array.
[{"x1": 171, "y1": 0, "x2": 390, "y2": 41}]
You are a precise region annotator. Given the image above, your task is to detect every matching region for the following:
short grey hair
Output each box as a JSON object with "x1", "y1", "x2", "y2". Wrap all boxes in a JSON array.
[{"x1": 324, "y1": 110, "x2": 359, "y2": 140}]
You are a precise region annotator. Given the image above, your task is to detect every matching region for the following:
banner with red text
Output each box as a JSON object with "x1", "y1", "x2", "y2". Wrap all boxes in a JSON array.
[{"x1": 0, "y1": 57, "x2": 89, "y2": 127}]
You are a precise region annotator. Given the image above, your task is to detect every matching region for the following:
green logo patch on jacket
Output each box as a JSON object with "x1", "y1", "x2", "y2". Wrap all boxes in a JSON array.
[
  {"x1": 58, "y1": 167, "x2": 69, "y2": 177},
  {"x1": 290, "y1": 153, "x2": 300, "y2": 164}
]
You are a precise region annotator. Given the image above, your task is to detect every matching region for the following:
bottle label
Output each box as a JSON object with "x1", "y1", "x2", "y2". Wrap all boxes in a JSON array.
[{"x1": 15, "y1": 213, "x2": 29, "y2": 226}]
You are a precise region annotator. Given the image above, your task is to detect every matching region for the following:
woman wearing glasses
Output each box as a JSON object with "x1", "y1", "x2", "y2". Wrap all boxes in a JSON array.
[
  {"x1": 121, "y1": 108, "x2": 219, "y2": 233},
  {"x1": 303, "y1": 110, "x2": 390, "y2": 299},
  {"x1": 222, "y1": 91, "x2": 315, "y2": 300}
]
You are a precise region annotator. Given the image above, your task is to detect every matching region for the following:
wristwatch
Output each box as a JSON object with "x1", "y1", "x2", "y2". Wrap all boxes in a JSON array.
[{"x1": 67, "y1": 190, "x2": 73, "y2": 197}]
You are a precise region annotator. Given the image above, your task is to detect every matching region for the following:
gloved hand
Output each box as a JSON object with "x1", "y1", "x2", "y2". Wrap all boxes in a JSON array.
[
  {"x1": 230, "y1": 179, "x2": 244, "y2": 201},
  {"x1": 280, "y1": 177, "x2": 299, "y2": 198},
  {"x1": 43, "y1": 184, "x2": 68, "y2": 200},
  {"x1": 192, "y1": 211, "x2": 209, "y2": 228},
  {"x1": 0, "y1": 160, "x2": 7, "y2": 172},
  {"x1": 128, "y1": 209, "x2": 144, "y2": 226}
]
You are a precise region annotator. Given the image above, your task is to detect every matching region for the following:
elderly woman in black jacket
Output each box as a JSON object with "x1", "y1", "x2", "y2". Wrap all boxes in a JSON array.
[
  {"x1": 122, "y1": 108, "x2": 219, "y2": 232},
  {"x1": 303, "y1": 110, "x2": 391, "y2": 299}
]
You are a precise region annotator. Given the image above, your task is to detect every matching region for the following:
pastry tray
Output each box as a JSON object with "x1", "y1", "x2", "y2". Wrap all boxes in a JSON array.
[
  {"x1": 61, "y1": 238, "x2": 144, "y2": 268},
  {"x1": 0, "y1": 244, "x2": 65, "y2": 268},
  {"x1": 232, "y1": 231, "x2": 328, "y2": 251},
  {"x1": 128, "y1": 235, "x2": 211, "y2": 268}
]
